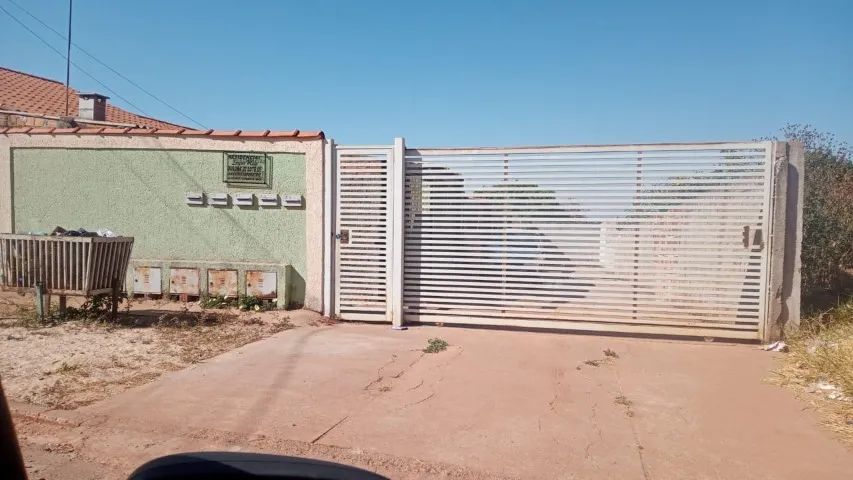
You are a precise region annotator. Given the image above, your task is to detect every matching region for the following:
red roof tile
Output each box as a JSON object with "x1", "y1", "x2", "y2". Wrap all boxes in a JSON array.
[
  {"x1": 101, "y1": 127, "x2": 132, "y2": 134},
  {"x1": 239, "y1": 130, "x2": 271, "y2": 138},
  {"x1": 210, "y1": 130, "x2": 240, "y2": 137},
  {"x1": 0, "y1": 126, "x2": 324, "y2": 140},
  {"x1": 0, "y1": 67, "x2": 324, "y2": 139},
  {"x1": 0, "y1": 67, "x2": 186, "y2": 129}
]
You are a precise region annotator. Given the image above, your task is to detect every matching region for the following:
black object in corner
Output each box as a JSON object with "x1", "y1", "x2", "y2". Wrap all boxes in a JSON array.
[{"x1": 128, "y1": 452, "x2": 389, "y2": 480}]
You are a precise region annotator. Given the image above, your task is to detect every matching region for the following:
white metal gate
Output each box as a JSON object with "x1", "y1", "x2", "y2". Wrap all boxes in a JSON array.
[
  {"x1": 333, "y1": 141, "x2": 777, "y2": 340},
  {"x1": 333, "y1": 146, "x2": 393, "y2": 321}
]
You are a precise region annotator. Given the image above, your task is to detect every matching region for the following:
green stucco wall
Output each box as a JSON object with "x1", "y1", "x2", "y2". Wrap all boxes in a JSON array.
[{"x1": 12, "y1": 148, "x2": 306, "y2": 301}]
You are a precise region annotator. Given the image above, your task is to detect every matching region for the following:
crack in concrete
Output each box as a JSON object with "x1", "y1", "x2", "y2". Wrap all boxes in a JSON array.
[
  {"x1": 391, "y1": 352, "x2": 425, "y2": 379},
  {"x1": 611, "y1": 365, "x2": 651, "y2": 480},
  {"x1": 310, "y1": 415, "x2": 350, "y2": 444},
  {"x1": 584, "y1": 401, "x2": 603, "y2": 469},
  {"x1": 590, "y1": 402, "x2": 603, "y2": 441},
  {"x1": 407, "y1": 379, "x2": 424, "y2": 391},
  {"x1": 548, "y1": 391, "x2": 558, "y2": 412},
  {"x1": 403, "y1": 392, "x2": 436, "y2": 408},
  {"x1": 363, "y1": 354, "x2": 398, "y2": 390}
]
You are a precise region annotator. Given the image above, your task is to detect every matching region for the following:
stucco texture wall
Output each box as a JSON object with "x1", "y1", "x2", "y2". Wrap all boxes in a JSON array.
[{"x1": 12, "y1": 148, "x2": 307, "y2": 301}]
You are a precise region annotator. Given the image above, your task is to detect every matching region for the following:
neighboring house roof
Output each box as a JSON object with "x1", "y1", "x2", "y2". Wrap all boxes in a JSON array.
[{"x1": 0, "y1": 66, "x2": 186, "y2": 129}]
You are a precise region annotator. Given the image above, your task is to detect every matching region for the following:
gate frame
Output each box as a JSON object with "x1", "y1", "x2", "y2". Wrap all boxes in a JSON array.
[{"x1": 325, "y1": 138, "x2": 804, "y2": 342}]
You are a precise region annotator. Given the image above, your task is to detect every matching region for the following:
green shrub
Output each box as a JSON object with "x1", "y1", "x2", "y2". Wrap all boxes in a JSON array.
[
  {"x1": 63, "y1": 293, "x2": 127, "y2": 321},
  {"x1": 423, "y1": 337, "x2": 449, "y2": 353},
  {"x1": 199, "y1": 295, "x2": 235, "y2": 309},
  {"x1": 775, "y1": 124, "x2": 853, "y2": 300},
  {"x1": 237, "y1": 295, "x2": 275, "y2": 312}
]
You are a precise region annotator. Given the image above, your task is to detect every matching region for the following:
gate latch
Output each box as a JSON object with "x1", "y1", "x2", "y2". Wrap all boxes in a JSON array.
[{"x1": 336, "y1": 229, "x2": 350, "y2": 244}]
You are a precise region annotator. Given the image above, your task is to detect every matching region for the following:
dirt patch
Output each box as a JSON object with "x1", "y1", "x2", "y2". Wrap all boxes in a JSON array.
[
  {"x1": 12, "y1": 411, "x2": 510, "y2": 480},
  {"x1": 0, "y1": 292, "x2": 294, "y2": 409}
]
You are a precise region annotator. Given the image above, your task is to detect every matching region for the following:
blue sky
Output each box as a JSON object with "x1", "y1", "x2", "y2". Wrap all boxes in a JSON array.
[{"x1": 1, "y1": 0, "x2": 850, "y2": 146}]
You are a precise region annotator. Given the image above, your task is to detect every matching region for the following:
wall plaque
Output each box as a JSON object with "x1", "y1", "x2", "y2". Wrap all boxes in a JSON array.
[{"x1": 223, "y1": 152, "x2": 271, "y2": 187}]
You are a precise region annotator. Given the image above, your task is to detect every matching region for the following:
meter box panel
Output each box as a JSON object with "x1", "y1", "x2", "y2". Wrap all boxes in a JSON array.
[
  {"x1": 208, "y1": 269, "x2": 238, "y2": 297},
  {"x1": 246, "y1": 270, "x2": 277, "y2": 299},
  {"x1": 133, "y1": 266, "x2": 162, "y2": 294},
  {"x1": 170, "y1": 268, "x2": 200, "y2": 295}
]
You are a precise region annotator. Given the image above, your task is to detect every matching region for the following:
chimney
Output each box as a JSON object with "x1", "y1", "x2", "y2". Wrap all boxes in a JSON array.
[{"x1": 78, "y1": 93, "x2": 109, "y2": 121}]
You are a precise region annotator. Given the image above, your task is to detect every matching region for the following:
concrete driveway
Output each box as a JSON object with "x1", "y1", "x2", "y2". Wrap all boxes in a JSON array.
[{"x1": 64, "y1": 321, "x2": 852, "y2": 479}]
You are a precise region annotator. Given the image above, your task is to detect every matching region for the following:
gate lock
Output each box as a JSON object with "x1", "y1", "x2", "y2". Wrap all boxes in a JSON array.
[{"x1": 336, "y1": 229, "x2": 350, "y2": 244}]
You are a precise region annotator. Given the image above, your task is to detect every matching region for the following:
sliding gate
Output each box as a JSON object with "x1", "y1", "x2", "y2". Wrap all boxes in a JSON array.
[{"x1": 334, "y1": 141, "x2": 776, "y2": 340}]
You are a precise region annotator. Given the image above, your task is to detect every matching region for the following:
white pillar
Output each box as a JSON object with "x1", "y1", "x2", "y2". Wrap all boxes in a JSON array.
[
  {"x1": 390, "y1": 137, "x2": 406, "y2": 328},
  {"x1": 322, "y1": 139, "x2": 335, "y2": 316}
]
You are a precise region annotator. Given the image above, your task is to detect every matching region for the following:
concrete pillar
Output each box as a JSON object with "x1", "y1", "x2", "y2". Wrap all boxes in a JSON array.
[
  {"x1": 390, "y1": 137, "x2": 406, "y2": 328},
  {"x1": 765, "y1": 141, "x2": 804, "y2": 342}
]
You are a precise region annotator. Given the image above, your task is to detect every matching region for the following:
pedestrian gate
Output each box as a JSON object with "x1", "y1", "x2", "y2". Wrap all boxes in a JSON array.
[
  {"x1": 333, "y1": 146, "x2": 393, "y2": 321},
  {"x1": 332, "y1": 141, "x2": 778, "y2": 340}
]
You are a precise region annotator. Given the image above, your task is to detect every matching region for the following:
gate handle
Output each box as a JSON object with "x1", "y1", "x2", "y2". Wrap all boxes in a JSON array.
[{"x1": 743, "y1": 226, "x2": 763, "y2": 249}]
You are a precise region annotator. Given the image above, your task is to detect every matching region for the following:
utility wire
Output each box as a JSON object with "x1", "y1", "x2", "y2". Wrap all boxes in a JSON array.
[
  {"x1": 7, "y1": 0, "x2": 206, "y2": 128},
  {"x1": 0, "y1": 3, "x2": 151, "y2": 117},
  {"x1": 64, "y1": 0, "x2": 72, "y2": 115}
]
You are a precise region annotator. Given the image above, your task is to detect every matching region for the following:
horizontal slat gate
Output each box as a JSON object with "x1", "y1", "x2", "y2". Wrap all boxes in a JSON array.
[
  {"x1": 334, "y1": 147, "x2": 392, "y2": 321},
  {"x1": 402, "y1": 143, "x2": 773, "y2": 339}
]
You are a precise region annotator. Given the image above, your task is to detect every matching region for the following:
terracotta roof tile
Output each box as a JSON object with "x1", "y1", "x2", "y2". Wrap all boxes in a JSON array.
[
  {"x1": 101, "y1": 127, "x2": 131, "y2": 134},
  {"x1": 152, "y1": 128, "x2": 185, "y2": 135},
  {"x1": 268, "y1": 130, "x2": 299, "y2": 138},
  {"x1": 0, "y1": 126, "x2": 324, "y2": 140},
  {"x1": 0, "y1": 68, "x2": 324, "y2": 139},
  {"x1": 297, "y1": 130, "x2": 323, "y2": 138},
  {"x1": 238, "y1": 130, "x2": 270, "y2": 138},
  {"x1": 210, "y1": 130, "x2": 240, "y2": 137},
  {"x1": 0, "y1": 67, "x2": 186, "y2": 129},
  {"x1": 76, "y1": 127, "x2": 104, "y2": 134}
]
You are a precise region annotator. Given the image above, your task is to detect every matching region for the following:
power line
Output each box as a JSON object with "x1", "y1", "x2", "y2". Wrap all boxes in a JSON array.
[
  {"x1": 7, "y1": 0, "x2": 206, "y2": 129},
  {"x1": 0, "y1": 3, "x2": 151, "y2": 117},
  {"x1": 64, "y1": 0, "x2": 72, "y2": 115}
]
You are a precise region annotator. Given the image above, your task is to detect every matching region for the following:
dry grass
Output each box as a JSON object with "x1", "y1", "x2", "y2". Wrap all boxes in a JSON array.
[
  {"x1": 0, "y1": 293, "x2": 297, "y2": 409},
  {"x1": 776, "y1": 298, "x2": 853, "y2": 443},
  {"x1": 157, "y1": 314, "x2": 293, "y2": 364}
]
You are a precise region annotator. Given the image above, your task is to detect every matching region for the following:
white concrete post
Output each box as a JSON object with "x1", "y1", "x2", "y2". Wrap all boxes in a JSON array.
[
  {"x1": 390, "y1": 137, "x2": 406, "y2": 329},
  {"x1": 765, "y1": 141, "x2": 804, "y2": 342},
  {"x1": 322, "y1": 139, "x2": 335, "y2": 316}
]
